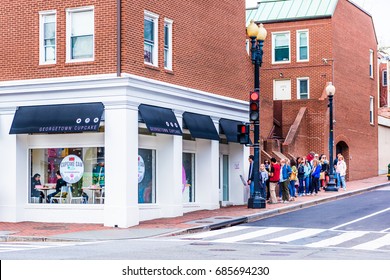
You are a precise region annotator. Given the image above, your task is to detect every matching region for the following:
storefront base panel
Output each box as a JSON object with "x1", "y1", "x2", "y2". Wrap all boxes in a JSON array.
[{"x1": 22, "y1": 205, "x2": 105, "y2": 224}]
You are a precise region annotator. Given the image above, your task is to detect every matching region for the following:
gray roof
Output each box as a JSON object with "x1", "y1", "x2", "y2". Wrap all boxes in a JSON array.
[{"x1": 246, "y1": 0, "x2": 339, "y2": 25}]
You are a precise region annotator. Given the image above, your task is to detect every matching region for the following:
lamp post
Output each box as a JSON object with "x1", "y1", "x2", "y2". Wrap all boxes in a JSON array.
[
  {"x1": 246, "y1": 20, "x2": 267, "y2": 208},
  {"x1": 325, "y1": 82, "x2": 338, "y2": 192}
]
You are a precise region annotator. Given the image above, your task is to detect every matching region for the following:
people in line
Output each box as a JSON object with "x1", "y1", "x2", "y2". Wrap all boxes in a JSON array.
[
  {"x1": 334, "y1": 153, "x2": 342, "y2": 188},
  {"x1": 259, "y1": 163, "x2": 268, "y2": 199},
  {"x1": 289, "y1": 159, "x2": 298, "y2": 199},
  {"x1": 279, "y1": 159, "x2": 292, "y2": 203},
  {"x1": 297, "y1": 157, "x2": 305, "y2": 197},
  {"x1": 320, "y1": 154, "x2": 330, "y2": 189},
  {"x1": 336, "y1": 155, "x2": 347, "y2": 190},
  {"x1": 264, "y1": 160, "x2": 271, "y2": 201},
  {"x1": 247, "y1": 155, "x2": 255, "y2": 197},
  {"x1": 268, "y1": 158, "x2": 280, "y2": 204},
  {"x1": 310, "y1": 159, "x2": 322, "y2": 195},
  {"x1": 252, "y1": 152, "x2": 347, "y2": 204}
]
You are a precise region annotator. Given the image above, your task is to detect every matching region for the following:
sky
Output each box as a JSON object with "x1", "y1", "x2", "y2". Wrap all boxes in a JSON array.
[{"x1": 246, "y1": 0, "x2": 390, "y2": 47}]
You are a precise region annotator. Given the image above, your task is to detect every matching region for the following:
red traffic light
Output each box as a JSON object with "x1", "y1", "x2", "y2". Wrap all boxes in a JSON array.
[{"x1": 250, "y1": 91, "x2": 259, "y2": 101}]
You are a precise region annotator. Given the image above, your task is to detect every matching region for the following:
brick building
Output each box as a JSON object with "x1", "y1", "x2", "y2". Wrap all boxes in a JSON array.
[
  {"x1": 0, "y1": 1, "x2": 256, "y2": 227},
  {"x1": 247, "y1": 0, "x2": 378, "y2": 180}
]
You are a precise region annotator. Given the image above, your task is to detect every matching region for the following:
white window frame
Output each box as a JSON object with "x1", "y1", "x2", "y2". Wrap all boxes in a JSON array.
[
  {"x1": 66, "y1": 6, "x2": 95, "y2": 63},
  {"x1": 39, "y1": 11, "x2": 57, "y2": 65},
  {"x1": 144, "y1": 10, "x2": 159, "y2": 67},
  {"x1": 272, "y1": 31, "x2": 290, "y2": 64},
  {"x1": 297, "y1": 77, "x2": 309, "y2": 99},
  {"x1": 370, "y1": 96, "x2": 374, "y2": 125},
  {"x1": 369, "y1": 49, "x2": 374, "y2": 78},
  {"x1": 164, "y1": 18, "x2": 173, "y2": 70},
  {"x1": 382, "y1": 70, "x2": 387, "y2": 86},
  {"x1": 296, "y1": 30, "x2": 309, "y2": 62}
]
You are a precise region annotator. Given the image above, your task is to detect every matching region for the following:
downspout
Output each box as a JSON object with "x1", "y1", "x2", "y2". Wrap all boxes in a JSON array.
[{"x1": 116, "y1": 0, "x2": 121, "y2": 77}]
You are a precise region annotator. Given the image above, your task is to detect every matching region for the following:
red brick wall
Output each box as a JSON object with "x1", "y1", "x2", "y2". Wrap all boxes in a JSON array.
[
  {"x1": 256, "y1": 0, "x2": 378, "y2": 180},
  {"x1": 332, "y1": 0, "x2": 378, "y2": 179},
  {"x1": 0, "y1": 0, "x2": 254, "y2": 102},
  {"x1": 0, "y1": 0, "x2": 118, "y2": 80}
]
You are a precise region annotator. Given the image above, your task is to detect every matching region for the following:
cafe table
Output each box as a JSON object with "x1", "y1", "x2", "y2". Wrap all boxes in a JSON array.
[
  {"x1": 35, "y1": 184, "x2": 56, "y2": 203},
  {"x1": 82, "y1": 185, "x2": 102, "y2": 204}
]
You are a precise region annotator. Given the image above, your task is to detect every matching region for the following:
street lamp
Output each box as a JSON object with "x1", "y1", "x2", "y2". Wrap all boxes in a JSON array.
[
  {"x1": 325, "y1": 82, "x2": 338, "y2": 192},
  {"x1": 247, "y1": 20, "x2": 267, "y2": 208}
]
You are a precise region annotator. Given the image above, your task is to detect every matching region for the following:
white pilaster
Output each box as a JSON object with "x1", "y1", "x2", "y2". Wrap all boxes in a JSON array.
[
  {"x1": 104, "y1": 104, "x2": 139, "y2": 228},
  {"x1": 195, "y1": 138, "x2": 220, "y2": 209},
  {"x1": 156, "y1": 132, "x2": 183, "y2": 217}
]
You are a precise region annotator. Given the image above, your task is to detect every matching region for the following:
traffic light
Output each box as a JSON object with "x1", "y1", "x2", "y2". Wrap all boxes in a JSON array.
[
  {"x1": 237, "y1": 124, "x2": 250, "y2": 144},
  {"x1": 249, "y1": 91, "x2": 259, "y2": 122}
]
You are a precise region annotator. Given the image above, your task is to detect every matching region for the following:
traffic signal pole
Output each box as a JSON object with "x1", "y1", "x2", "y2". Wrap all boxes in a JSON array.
[{"x1": 247, "y1": 38, "x2": 265, "y2": 209}]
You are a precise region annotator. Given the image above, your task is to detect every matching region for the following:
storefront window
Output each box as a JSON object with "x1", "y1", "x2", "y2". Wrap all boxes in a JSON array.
[
  {"x1": 30, "y1": 147, "x2": 104, "y2": 204},
  {"x1": 182, "y1": 153, "x2": 195, "y2": 203},
  {"x1": 138, "y1": 149, "x2": 156, "y2": 203}
]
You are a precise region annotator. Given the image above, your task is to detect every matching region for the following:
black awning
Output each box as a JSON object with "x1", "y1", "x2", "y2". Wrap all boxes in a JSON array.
[
  {"x1": 139, "y1": 104, "x2": 182, "y2": 135},
  {"x1": 219, "y1": 118, "x2": 243, "y2": 143},
  {"x1": 9, "y1": 102, "x2": 104, "y2": 134},
  {"x1": 183, "y1": 112, "x2": 219, "y2": 141}
]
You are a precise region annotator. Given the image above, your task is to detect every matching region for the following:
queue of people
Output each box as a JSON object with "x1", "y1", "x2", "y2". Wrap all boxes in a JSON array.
[{"x1": 247, "y1": 152, "x2": 348, "y2": 204}]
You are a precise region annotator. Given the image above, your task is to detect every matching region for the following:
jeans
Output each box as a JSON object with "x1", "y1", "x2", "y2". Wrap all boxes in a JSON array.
[
  {"x1": 249, "y1": 181, "x2": 254, "y2": 196},
  {"x1": 339, "y1": 175, "x2": 347, "y2": 190},
  {"x1": 259, "y1": 182, "x2": 267, "y2": 199},
  {"x1": 336, "y1": 172, "x2": 341, "y2": 188},
  {"x1": 289, "y1": 180, "x2": 296, "y2": 197},
  {"x1": 304, "y1": 176, "x2": 310, "y2": 194},
  {"x1": 298, "y1": 178, "x2": 304, "y2": 195}
]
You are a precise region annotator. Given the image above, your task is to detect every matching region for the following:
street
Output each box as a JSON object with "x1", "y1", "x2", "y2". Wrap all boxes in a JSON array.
[{"x1": 0, "y1": 186, "x2": 390, "y2": 260}]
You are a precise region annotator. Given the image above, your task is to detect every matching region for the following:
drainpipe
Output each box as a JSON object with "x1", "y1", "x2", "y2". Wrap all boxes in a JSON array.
[{"x1": 117, "y1": 0, "x2": 121, "y2": 77}]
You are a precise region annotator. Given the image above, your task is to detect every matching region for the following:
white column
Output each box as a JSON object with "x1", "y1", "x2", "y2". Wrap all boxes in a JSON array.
[
  {"x1": 156, "y1": 127, "x2": 183, "y2": 217},
  {"x1": 0, "y1": 111, "x2": 28, "y2": 222},
  {"x1": 104, "y1": 104, "x2": 139, "y2": 228},
  {"x1": 195, "y1": 138, "x2": 220, "y2": 209}
]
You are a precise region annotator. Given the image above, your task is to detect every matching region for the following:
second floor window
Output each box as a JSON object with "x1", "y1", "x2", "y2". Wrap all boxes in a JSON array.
[
  {"x1": 66, "y1": 7, "x2": 94, "y2": 62},
  {"x1": 272, "y1": 32, "x2": 290, "y2": 63},
  {"x1": 144, "y1": 11, "x2": 159, "y2": 66},
  {"x1": 297, "y1": 30, "x2": 309, "y2": 61},
  {"x1": 39, "y1": 12, "x2": 56, "y2": 64},
  {"x1": 164, "y1": 19, "x2": 173, "y2": 70}
]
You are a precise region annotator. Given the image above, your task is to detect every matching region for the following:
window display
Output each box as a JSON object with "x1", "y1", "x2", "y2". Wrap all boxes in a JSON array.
[{"x1": 30, "y1": 147, "x2": 104, "y2": 204}]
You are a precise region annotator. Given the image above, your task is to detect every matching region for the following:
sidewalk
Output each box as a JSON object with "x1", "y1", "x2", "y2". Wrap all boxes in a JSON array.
[{"x1": 1, "y1": 175, "x2": 389, "y2": 242}]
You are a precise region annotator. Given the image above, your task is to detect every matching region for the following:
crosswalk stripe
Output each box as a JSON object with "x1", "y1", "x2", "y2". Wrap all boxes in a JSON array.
[
  {"x1": 213, "y1": 227, "x2": 287, "y2": 243},
  {"x1": 351, "y1": 233, "x2": 390, "y2": 250},
  {"x1": 306, "y1": 231, "x2": 368, "y2": 248},
  {"x1": 187, "y1": 226, "x2": 252, "y2": 239},
  {"x1": 268, "y1": 228, "x2": 326, "y2": 243}
]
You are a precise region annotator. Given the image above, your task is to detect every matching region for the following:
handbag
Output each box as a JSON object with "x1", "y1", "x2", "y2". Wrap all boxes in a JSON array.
[{"x1": 320, "y1": 171, "x2": 325, "y2": 180}]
